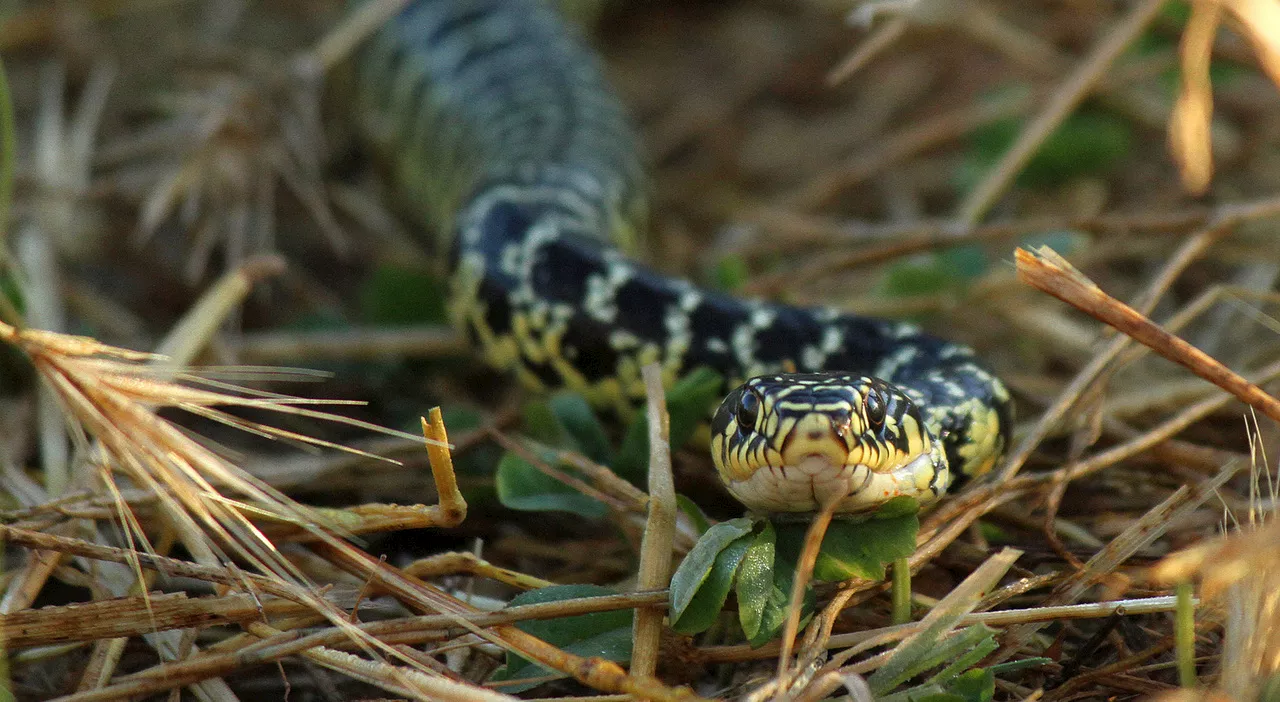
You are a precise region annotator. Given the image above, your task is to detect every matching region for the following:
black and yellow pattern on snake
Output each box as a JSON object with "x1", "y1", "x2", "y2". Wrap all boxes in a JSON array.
[{"x1": 353, "y1": 0, "x2": 1013, "y2": 513}]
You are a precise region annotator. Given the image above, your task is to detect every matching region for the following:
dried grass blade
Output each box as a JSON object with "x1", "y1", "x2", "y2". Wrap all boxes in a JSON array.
[
  {"x1": 151, "y1": 255, "x2": 286, "y2": 368},
  {"x1": 631, "y1": 363, "x2": 676, "y2": 678},
  {"x1": 1169, "y1": 1, "x2": 1221, "y2": 194},
  {"x1": 1226, "y1": 0, "x2": 1280, "y2": 86},
  {"x1": 1, "y1": 321, "x2": 485, "y2": 696}
]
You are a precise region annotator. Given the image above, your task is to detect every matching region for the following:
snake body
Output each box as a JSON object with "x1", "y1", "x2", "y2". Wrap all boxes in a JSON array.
[{"x1": 354, "y1": 0, "x2": 1013, "y2": 513}]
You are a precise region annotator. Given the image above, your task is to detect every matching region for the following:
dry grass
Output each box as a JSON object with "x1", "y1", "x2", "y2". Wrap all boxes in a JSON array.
[{"x1": 3, "y1": 0, "x2": 1280, "y2": 700}]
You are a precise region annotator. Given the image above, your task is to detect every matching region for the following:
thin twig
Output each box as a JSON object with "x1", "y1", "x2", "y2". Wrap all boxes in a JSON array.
[
  {"x1": 990, "y1": 465, "x2": 1239, "y2": 664},
  {"x1": 1016, "y1": 246, "x2": 1280, "y2": 425},
  {"x1": 825, "y1": 17, "x2": 909, "y2": 86},
  {"x1": 785, "y1": 89, "x2": 1033, "y2": 210},
  {"x1": 776, "y1": 495, "x2": 841, "y2": 685},
  {"x1": 313, "y1": 543, "x2": 708, "y2": 702},
  {"x1": 233, "y1": 325, "x2": 467, "y2": 363},
  {"x1": 993, "y1": 222, "x2": 1250, "y2": 487}
]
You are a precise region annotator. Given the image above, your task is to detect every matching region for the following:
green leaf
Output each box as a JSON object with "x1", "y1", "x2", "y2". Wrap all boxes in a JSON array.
[
  {"x1": 741, "y1": 523, "x2": 814, "y2": 647},
  {"x1": 735, "y1": 522, "x2": 776, "y2": 640},
  {"x1": 676, "y1": 494, "x2": 712, "y2": 535},
  {"x1": 774, "y1": 514, "x2": 919, "y2": 583},
  {"x1": 901, "y1": 691, "x2": 966, "y2": 702},
  {"x1": 871, "y1": 625, "x2": 996, "y2": 695},
  {"x1": 669, "y1": 518, "x2": 754, "y2": 634},
  {"x1": 547, "y1": 392, "x2": 614, "y2": 464},
  {"x1": 1160, "y1": 0, "x2": 1191, "y2": 24},
  {"x1": 671, "y1": 535, "x2": 752, "y2": 635},
  {"x1": 522, "y1": 400, "x2": 566, "y2": 445},
  {"x1": 937, "y1": 245, "x2": 990, "y2": 280},
  {"x1": 813, "y1": 515, "x2": 919, "y2": 581},
  {"x1": 945, "y1": 669, "x2": 995, "y2": 702},
  {"x1": 495, "y1": 452, "x2": 606, "y2": 518},
  {"x1": 1029, "y1": 113, "x2": 1131, "y2": 185},
  {"x1": 359, "y1": 265, "x2": 448, "y2": 325},
  {"x1": 615, "y1": 367, "x2": 723, "y2": 480},
  {"x1": 745, "y1": 560, "x2": 813, "y2": 648},
  {"x1": 963, "y1": 110, "x2": 1132, "y2": 191},
  {"x1": 666, "y1": 367, "x2": 724, "y2": 446},
  {"x1": 986, "y1": 658, "x2": 1050, "y2": 676},
  {"x1": 490, "y1": 585, "x2": 632, "y2": 693},
  {"x1": 0, "y1": 273, "x2": 23, "y2": 315},
  {"x1": 881, "y1": 254, "x2": 961, "y2": 298},
  {"x1": 670, "y1": 519, "x2": 755, "y2": 616},
  {"x1": 976, "y1": 521, "x2": 1008, "y2": 543},
  {"x1": 615, "y1": 422, "x2": 651, "y2": 484},
  {"x1": 874, "y1": 496, "x2": 924, "y2": 519}
]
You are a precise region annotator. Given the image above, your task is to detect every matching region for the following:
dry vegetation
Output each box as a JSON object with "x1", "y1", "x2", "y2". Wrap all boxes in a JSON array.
[{"x1": 2, "y1": 0, "x2": 1280, "y2": 700}]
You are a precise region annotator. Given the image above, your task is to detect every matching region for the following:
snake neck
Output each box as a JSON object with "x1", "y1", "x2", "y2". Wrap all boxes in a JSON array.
[{"x1": 447, "y1": 183, "x2": 1011, "y2": 479}]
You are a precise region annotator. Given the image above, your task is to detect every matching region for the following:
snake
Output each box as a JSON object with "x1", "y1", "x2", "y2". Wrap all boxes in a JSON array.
[{"x1": 351, "y1": 0, "x2": 1014, "y2": 515}]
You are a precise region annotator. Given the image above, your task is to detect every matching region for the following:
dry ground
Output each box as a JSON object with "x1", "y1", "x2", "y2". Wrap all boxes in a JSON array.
[{"x1": 2, "y1": 1, "x2": 1280, "y2": 700}]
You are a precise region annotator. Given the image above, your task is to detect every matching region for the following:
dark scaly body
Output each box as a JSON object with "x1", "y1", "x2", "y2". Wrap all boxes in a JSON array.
[{"x1": 352, "y1": 0, "x2": 1013, "y2": 493}]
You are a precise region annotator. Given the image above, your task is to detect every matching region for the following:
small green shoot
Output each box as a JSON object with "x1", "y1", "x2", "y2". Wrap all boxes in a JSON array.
[
  {"x1": 668, "y1": 518, "x2": 754, "y2": 634},
  {"x1": 712, "y1": 254, "x2": 750, "y2": 292},
  {"x1": 495, "y1": 450, "x2": 609, "y2": 518}
]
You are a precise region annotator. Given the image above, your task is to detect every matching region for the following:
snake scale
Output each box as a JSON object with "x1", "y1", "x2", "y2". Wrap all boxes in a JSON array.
[{"x1": 352, "y1": 0, "x2": 1013, "y2": 514}]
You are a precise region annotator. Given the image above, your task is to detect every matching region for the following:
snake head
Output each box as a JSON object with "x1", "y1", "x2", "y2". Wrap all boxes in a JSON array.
[{"x1": 709, "y1": 373, "x2": 950, "y2": 515}]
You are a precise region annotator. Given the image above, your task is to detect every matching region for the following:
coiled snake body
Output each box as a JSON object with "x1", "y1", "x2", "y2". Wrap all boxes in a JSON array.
[{"x1": 354, "y1": 0, "x2": 1013, "y2": 513}]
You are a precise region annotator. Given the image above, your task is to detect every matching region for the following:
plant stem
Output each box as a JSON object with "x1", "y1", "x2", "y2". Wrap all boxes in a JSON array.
[
  {"x1": 1175, "y1": 581, "x2": 1196, "y2": 687},
  {"x1": 0, "y1": 56, "x2": 25, "y2": 328},
  {"x1": 891, "y1": 557, "x2": 911, "y2": 625}
]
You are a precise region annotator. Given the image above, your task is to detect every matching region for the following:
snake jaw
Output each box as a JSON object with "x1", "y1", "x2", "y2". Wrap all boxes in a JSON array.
[{"x1": 721, "y1": 439, "x2": 949, "y2": 515}]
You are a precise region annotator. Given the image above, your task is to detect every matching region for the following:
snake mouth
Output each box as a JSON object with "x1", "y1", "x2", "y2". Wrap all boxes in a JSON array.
[
  {"x1": 723, "y1": 449, "x2": 948, "y2": 515},
  {"x1": 711, "y1": 373, "x2": 959, "y2": 515},
  {"x1": 780, "y1": 431, "x2": 851, "y2": 476}
]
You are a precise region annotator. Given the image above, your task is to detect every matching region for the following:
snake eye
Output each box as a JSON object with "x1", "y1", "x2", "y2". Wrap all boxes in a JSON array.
[
  {"x1": 863, "y1": 388, "x2": 886, "y2": 428},
  {"x1": 736, "y1": 390, "x2": 761, "y2": 431}
]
